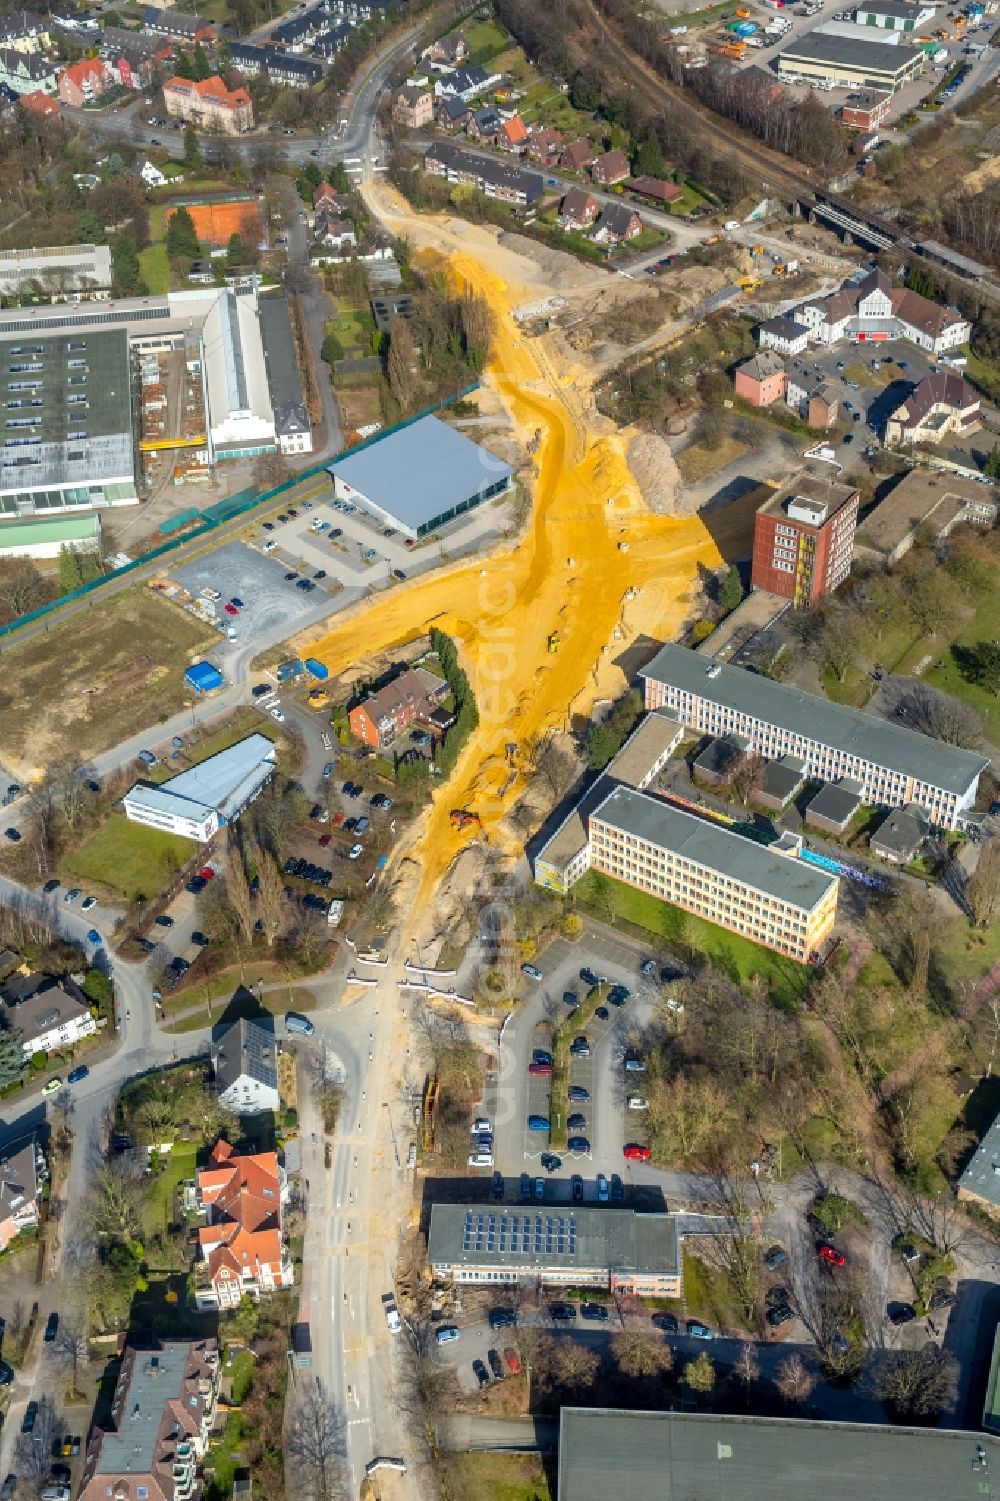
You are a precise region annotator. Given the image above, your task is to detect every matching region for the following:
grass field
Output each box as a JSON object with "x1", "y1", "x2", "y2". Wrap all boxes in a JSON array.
[
  {"x1": 143, "y1": 1142, "x2": 198, "y2": 1240},
  {"x1": 62, "y1": 815, "x2": 192, "y2": 903},
  {"x1": 677, "y1": 434, "x2": 749, "y2": 484},
  {"x1": 436, "y1": 1453, "x2": 553, "y2": 1501},
  {"x1": 149, "y1": 711, "x2": 280, "y2": 785},
  {"x1": 462, "y1": 17, "x2": 511, "y2": 64},
  {"x1": 572, "y1": 870, "x2": 810, "y2": 1005},
  {"x1": 138, "y1": 241, "x2": 170, "y2": 294},
  {"x1": 1, "y1": 588, "x2": 216, "y2": 774},
  {"x1": 924, "y1": 580, "x2": 1000, "y2": 742}
]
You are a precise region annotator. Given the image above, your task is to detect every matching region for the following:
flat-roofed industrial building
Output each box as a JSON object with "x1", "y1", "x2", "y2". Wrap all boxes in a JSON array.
[
  {"x1": 328, "y1": 414, "x2": 513, "y2": 539},
  {"x1": 777, "y1": 32, "x2": 924, "y2": 90},
  {"x1": 123, "y1": 733, "x2": 276, "y2": 842},
  {"x1": 427, "y1": 1204, "x2": 682, "y2": 1297}
]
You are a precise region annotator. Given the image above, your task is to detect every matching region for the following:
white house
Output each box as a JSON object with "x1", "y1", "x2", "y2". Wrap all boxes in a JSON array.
[
  {"x1": 139, "y1": 159, "x2": 169, "y2": 188},
  {"x1": 212, "y1": 1018, "x2": 280, "y2": 1115},
  {"x1": 0, "y1": 974, "x2": 96, "y2": 1056}
]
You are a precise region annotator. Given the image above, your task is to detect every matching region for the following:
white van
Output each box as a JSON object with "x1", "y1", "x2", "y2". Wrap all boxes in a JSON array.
[{"x1": 468, "y1": 1151, "x2": 494, "y2": 1168}]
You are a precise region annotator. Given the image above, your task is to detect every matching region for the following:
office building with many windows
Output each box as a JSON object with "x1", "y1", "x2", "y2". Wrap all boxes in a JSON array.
[
  {"x1": 427, "y1": 1204, "x2": 682, "y2": 1297},
  {"x1": 589, "y1": 785, "x2": 839, "y2": 962},
  {"x1": 751, "y1": 469, "x2": 859, "y2": 607},
  {"x1": 641, "y1": 643, "x2": 987, "y2": 828}
]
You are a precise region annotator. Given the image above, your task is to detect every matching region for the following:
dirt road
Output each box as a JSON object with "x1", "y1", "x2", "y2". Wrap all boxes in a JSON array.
[{"x1": 305, "y1": 188, "x2": 749, "y2": 910}]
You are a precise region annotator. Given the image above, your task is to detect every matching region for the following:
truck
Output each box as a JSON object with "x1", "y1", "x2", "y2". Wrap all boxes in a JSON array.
[
  {"x1": 327, "y1": 899, "x2": 345, "y2": 927},
  {"x1": 304, "y1": 657, "x2": 329, "y2": 680},
  {"x1": 382, "y1": 1293, "x2": 402, "y2": 1334}
]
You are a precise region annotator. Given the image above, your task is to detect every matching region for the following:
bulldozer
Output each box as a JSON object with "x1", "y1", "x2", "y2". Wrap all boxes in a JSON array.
[
  {"x1": 449, "y1": 809, "x2": 483, "y2": 831},
  {"x1": 547, "y1": 632, "x2": 560, "y2": 653}
]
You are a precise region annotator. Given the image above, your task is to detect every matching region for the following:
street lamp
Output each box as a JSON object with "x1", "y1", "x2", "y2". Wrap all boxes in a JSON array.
[{"x1": 382, "y1": 1100, "x2": 400, "y2": 1169}]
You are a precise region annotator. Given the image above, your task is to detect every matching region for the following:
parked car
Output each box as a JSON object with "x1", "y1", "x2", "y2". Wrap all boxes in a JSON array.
[
  {"x1": 623, "y1": 1143, "x2": 650, "y2": 1162},
  {"x1": 67, "y1": 1066, "x2": 89, "y2": 1085},
  {"x1": 641, "y1": 958, "x2": 656, "y2": 975},
  {"x1": 597, "y1": 1173, "x2": 609, "y2": 1202},
  {"x1": 533, "y1": 1049, "x2": 553, "y2": 1066},
  {"x1": 86, "y1": 930, "x2": 101, "y2": 946},
  {"x1": 472, "y1": 1359, "x2": 490, "y2": 1389},
  {"x1": 527, "y1": 1115, "x2": 551, "y2": 1132},
  {"x1": 42, "y1": 879, "x2": 60, "y2": 894},
  {"x1": 572, "y1": 1174, "x2": 584, "y2": 1202},
  {"x1": 568, "y1": 1085, "x2": 589, "y2": 1102},
  {"x1": 652, "y1": 1314, "x2": 678, "y2": 1334},
  {"x1": 504, "y1": 1348, "x2": 522, "y2": 1374},
  {"x1": 569, "y1": 1037, "x2": 590, "y2": 1056},
  {"x1": 611, "y1": 1173, "x2": 624, "y2": 1202},
  {"x1": 765, "y1": 1245, "x2": 788, "y2": 1271},
  {"x1": 580, "y1": 967, "x2": 599, "y2": 987},
  {"x1": 567, "y1": 1114, "x2": 587, "y2": 1131},
  {"x1": 489, "y1": 1306, "x2": 517, "y2": 1330},
  {"x1": 627, "y1": 1096, "x2": 649, "y2": 1111},
  {"x1": 527, "y1": 1061, "x2": 552, "y2": 1077},
  {"x1": 687, "y1": 1321, "x2": 714, "y2": 1340},
  {"x1": 44, "y1": 1312, "x2": 59, "y2": 1342},
  {"x1": 64, "y1": 888, "x2": 81, "y2": 904},
  {"x1": 154, "y1": 914, "x2": 174, "y2": 928},
  {"x1": 285, "y1": 1012, "x2": 315, "y2": 1036},
  {"x1": 348, "y1": 843, "x2": 364, "y2": 859},
  {"x1": 80, "y1": 895, "x2": 97, "y2": 911},
  {"x1": 521, "y1": 963, "x2": 543, "y2": 982},
  {"x1": 567, "y1": 1136, "x2": 591, "y2": 1154},
  {"x1": 887, "y1": 1302, "x2": 916, "y2": 1326},
  {"x1": 435, "y1": 1325, "x2": 460, "y2": 1345},
  {"x1": 581, "y1": 1303, "x2": 608, "y2": 1322},
  {"x1": 624, "y1": 1057, "x2": 646, "y2": 1073},
  {"x1": 540, "y1": 1152, "x2": 561, "y2": 1172},
  {"x1": 767, "y1": 1302, "x2": 794, "y2": 1329},
  {"x1": 550, "y1": 1303, "x2": 577, "y2": 1322},
  {"x1": 492, "y1": 1171, "x2": 504, "y2": 1200},
  {"x1": 534, "y1": 1177, "x2": 545, "y2": 1199},
  {"x1": 22, "y1": 1401, "x2": 38, "y2": 1432},
  {"x1": 563, "y1": 990, "x2": 580, "y2": 1008},
  {"x1": 818, "y1": 1244, "x2": 846, "y2": 1268}
]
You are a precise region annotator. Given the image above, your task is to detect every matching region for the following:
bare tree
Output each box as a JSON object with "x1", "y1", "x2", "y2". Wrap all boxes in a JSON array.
[
  {"x1": 611, "y1": 1328, "x2": 674, "y2": 1379},
  {"x1": 966, "y1": 839, "x2": 1000, "y2": 928},
  {"x1": 256, "y1": 847, "x2": 286, "y2": 949},
  {"x1": 0, "y1": 558, "x2": 49, "y2": 622},
  {"x1": 285, "y1": 1378, "x2": 348, "y2": 1501},
  {"x1": 84, "y1": 1163, "x2": 143, "y2": 1248},
  {"x1": 15, "y1": 1395, "x2": 62, "y2": 1490},
  {"x1": 550, "y1": 1339, "x2": 600, "y2": 1391},
  {"x1": 533, "y1": 736, "x2": 578, "y2": 800},
  {"x1": 53, "y1": 1313, "x2": 90, "y2": 1399},
  {"x1": 776, "y1": 1351, "x2": 816, "y2": 1405},
  {"x1": 896, "y1": 682, "x2": 983, "y2": 749},
  {"x1": 50, "y1": 759, "x2": 91, "y2": 834},
  {"x1": 874, "y1": 1346, "x2": 959, "y2": 1420},
  {"x1": 225, "y1": 840, "x2": 256, "y2": 945},
  {"x1": 386, "y1": 313, "x2": 419, "y2": 413},
  {"x1": 22, "y1": 778, "x2": 61, "y2": 877},
  {"x1": 731, "y1": 751, "x2": 766, "y2": 807},
  {"x1": 733, "y1": 1341, "x2": 760, "y2": 1402}
]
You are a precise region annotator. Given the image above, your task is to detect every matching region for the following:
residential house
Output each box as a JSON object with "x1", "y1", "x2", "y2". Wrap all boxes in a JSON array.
[
  {"x1": 77, "y1": 1341, "x2": 220, "y2": 1501},
  {"x1": 394, "y1": 83, "x2": 432, "y2": 128},
  {"x1": 312, "y1": 22, "x2": 352, "y2": 57},
  {"x1": 591, "y1": 147, "x2": 630, "y2": 185},
  {"x1": 313, "y1": 212, "x2": 356, "y2": 251},
  {"x1": 805, "y1": 780, "x2": 865, "y2": 836},
  {"x1": 560, "y1": 136, "x2": 595, "y2": 172},
  {"x1": 497, "y1": 114, "x2": 527, "y2": 151},
  {"x1": 0, "y1": 47, "x2": 58, "y2": 95},
  {"x1": 466, "y1": 105, "x2": 502, "y2": 141},
  {"x1": 733, "y1": 350, "x2": 787, "y2": 408},
  {"x1": 143, "y1": 7, "x2": 215, "y2": 43},
  {"x1": 0, "y1": 972, "x2": 97, "y2": 1056},
  {"x1": 18, "y1": 87, "x2": 59, "y2": 116},
  {"x1": 371, "y1": 292, "x2": 414, "y2": 333},
  {"x1": 424, "y1": 140, "x2": 543, "y2": 208},
  {"x1": 58, "y1": 56, "x2": 109, "y2": 108},
  {"x1": 163, "y1": 74, "x2": 254, "y2": 133},
  {"x1": 140, "y1": 158, "x2": 169, "y2": 188},
  {"x1": 433, "y1": 64, "x2": 500, "y2": 102},
  {"x1": 558, "y1": 186, "x2": 599, "y2": 230},
  {"x1": 424, "y1": 29, "x2": 468, "y2": 69},
  {"x1": 592, "y1": 202, "x2": 642, "y2": 245},
  {"x1": 629, "y1": 174, "x2": 682, "y2": 205},
  {"x1": 348, "y1": 665, "x2": 452, "y2": 749},
  {"x1": 228, "y1": 43, "x2": 322, "y2": 86},
  {"x1": 434, "y1": 94, "x2": 470, "y2": 130},
  {"x1": 526, "y1": 125, "x2": 563, "y2": 165},
  {"x1": 0, "y1": 80, "x2": 18, "y2": 116},
  {"x1": 837, "y1": 88, "x2": 892, "y2": 129},
  {"x1": 757, "y1": 313, "x2": 810, "y2": 356},
  {"x1": 194, "y1": 1139, "x2": 292, "y2": 1309},
  {"x1": 785, "y1": 358, "x2": 840, "y2": 427},
  {"x1": 884, "y1": 369, "x2": 981, "y2": 447},
  {"x1": 212, "y1": 1017, "x2": 279, "y2": 1116},
  {"x1": 959, "y1": 1109, "x2": 1000, "y2": 1217},
  {"x1": 0, "y1": 1138, "x2": 46, "y2": 1253},
  {"x1": 270, "y1": 11, "x2": 318, "y2": 49},
  {"x1": 0, "y1": 10, "x2": 48, "y2": 52},
  {"x1": 870, "y1": 804, "x2": 929, "y2": 864},
  {"x1": 100, "y1": 26, "x2": 173, "y2": 89}
]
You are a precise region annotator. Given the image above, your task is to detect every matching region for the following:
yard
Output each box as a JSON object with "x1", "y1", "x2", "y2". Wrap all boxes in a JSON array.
[
  {"x1": 143, "y1": 1142, "x2": 198, "y2": 1240},
  {"x1": 571, "y1": 871, "x2": 810, "y2": 1005},
  {"x1": 61, "y1": 815, "x2": 192, "y2": 903},
  {"x1": 462, "y1": 16, "x2": 511, "y2": 65},
  {"x1": 0, "y1": 587, "x2": 216, "y2": 773},
  {"x1": 924, "y1": 577, "x2": 1000, "y2": 741},
  {"x1": 436, "y1": 1453, "x2": 553, "y2": 1501},
  {"x1": 677, "y1": 433, "x2": 749, "y2": 484},
  {"x1": 138, "y1": 241, "x2": 170, "y2": 295}
]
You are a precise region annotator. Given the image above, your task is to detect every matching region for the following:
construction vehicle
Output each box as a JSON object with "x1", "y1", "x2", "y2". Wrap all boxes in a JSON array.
[
  {"x1": 751, "y1": 244, "x2": 765, "y2": 256},
  {"x1": 547, "y1": 632, "x2": 560, "y2": 653},
  {"x1": 307, "y1": 687, "x2": 331, "y2": 709},
  {"x1": 450, "y1": 809, "x2": 483, "y2": 831},
  {"x1": 737, "y1": 276, "x2": 763, "y2": 290}
]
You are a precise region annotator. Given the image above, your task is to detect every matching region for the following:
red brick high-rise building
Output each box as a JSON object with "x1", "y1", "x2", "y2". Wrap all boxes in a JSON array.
[{"x1": 751, "y1": 470, "x2": 859, "y2": 609}]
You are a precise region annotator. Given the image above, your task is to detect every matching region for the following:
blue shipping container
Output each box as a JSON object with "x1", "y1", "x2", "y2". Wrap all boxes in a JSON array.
[
  {"x1": 304, "y1": 657, "x2": 329, "y2": 680},
  {"x1": 276, "y1": 658, "x2": 304, "y2": 682}
]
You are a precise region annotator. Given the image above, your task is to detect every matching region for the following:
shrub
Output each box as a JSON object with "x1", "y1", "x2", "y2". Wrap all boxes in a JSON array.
[
  {"x1": 30, "y1": 1051, "x2": 48, "y2": 1072},
  {"x1": 283, "y1": 1108, "x2": 299, "y2": 1130},
  {"x1": 812, "y1": 1192, "x2": 866, "y2": 1235},
  {"x1": 690, "y1": 620, "x2": 715, "y2": 644}
]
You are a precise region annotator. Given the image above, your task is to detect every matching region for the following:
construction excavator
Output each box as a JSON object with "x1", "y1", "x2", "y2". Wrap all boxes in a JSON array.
[{"x1": 450, "y1": 809, "x2": 483, "y2": 832}]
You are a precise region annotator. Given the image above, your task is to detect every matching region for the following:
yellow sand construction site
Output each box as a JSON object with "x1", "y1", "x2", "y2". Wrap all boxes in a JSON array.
[{"x1": 306, "y1": 186, "x2": 745, "y2": 903}]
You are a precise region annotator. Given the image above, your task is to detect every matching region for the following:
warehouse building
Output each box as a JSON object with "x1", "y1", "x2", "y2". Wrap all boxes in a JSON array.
[
  {"x1": 0, "y1": 511, "x2": 100, "y2": 559},
  {"x1": 0, "y1": 329, "x2": 137, "y2": 520},
  {"x1": 777, "y1": 32, "x2": 924, "y2": 90},
  {"x1": 123, "y1": 733, "x2": 276, "y2": 842},
  {"x1": 589, "y1": 785, "x2": 838, "y2": 962},
  {"x1": 328, "y1": 414, "x2": 513, "y2": 539},
  {"x1": 427, "y1": 1204, "x2": 682, "y2": 1297},
  {"x1": 641, "y1": 643, "x2": 987, "y2": 828},
  {"x1": 557, "y1": 1409, "x2": 1000, "y2": 1501},
  {"x1": 258, "y1": 293, "x2": 312, "y2": 457},
  {"x1": 0, "y1": 243, "x2": 112, "y2": 300}
]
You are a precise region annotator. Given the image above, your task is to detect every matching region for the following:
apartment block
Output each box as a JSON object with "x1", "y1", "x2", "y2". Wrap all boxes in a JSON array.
[
  {"x1": 589, "y1": 785, "x2": 838, "y2": 962},
  {"x1": 751, "y1": 469, "x2": 859, "y2": 607},
  {"x1": 640, "y1": 643, "x2": 987, "y2": 829}
]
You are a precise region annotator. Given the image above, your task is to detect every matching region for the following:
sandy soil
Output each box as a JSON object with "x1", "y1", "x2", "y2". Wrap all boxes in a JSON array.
[
  {"x1": 961, "y1": 154, "x2": 1000, "y2": 193},
  {"x1": 299, "y1": 189, "x2": 749, "y2": 934}
]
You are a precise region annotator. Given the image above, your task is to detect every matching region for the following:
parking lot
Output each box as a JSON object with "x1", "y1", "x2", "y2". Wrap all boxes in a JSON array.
[
  {"x1": 481, "y1": 931, "x2": 686, "y2": 1198},
  {"x1": 170, "y1": 539, "x2": 331, "y2": 646}
]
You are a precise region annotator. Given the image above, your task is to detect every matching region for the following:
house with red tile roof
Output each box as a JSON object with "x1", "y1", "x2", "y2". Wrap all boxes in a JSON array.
[
  {"x1": 19, "y1": 88, "x2": 59, "y2": 117},
  {"x1": 560, "y1": 137, "x2": 595, "y2": 172},
  {"x1": 163, "y1": 73, "x2": 253, "y2": 134},
  {"x1": 58, "y1": 56, "x2": 108, "y2": 108},
  {"x1": 498, "y1": 114, "x2": 528, "y2": 151},
  {"x1": 526, "y1": 124, "x2": 563, "y2": 165},
  {"x1": 194, "y1": 1139, "x2": 292, "y2": 1310}
]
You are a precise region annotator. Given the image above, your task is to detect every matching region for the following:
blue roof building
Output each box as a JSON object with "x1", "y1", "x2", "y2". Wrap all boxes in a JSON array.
[{"x1": 185, "y1": 661, "x2": 225, "y2": 694}]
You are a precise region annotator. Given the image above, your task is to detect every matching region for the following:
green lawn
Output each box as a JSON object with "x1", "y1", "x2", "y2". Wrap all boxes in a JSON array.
[
  {"x1": 924, "y1": 578, "x2": 1000, "y2": 741},
  {"x1": 149, "y1": 712, "x2": 280, "y2": 784},
  {"x1": 144, "y1": 1143, "x2": 198, "y2": 1239},
  {"x1": 571, "y1": 871, "x2": 811, "y2": 1006},
  {"x1": 138, "y1": 242, "x2": 170, "y2": 294},
  {"x1": 62, "y1": 815, "x2": 192, "y2": 903},
  {"x1": 462, "y1": 17, "x2": 511, "y2": 64},
  {"x1": 437, "y1": 1454, "x2": 552, "y2": 1501}
]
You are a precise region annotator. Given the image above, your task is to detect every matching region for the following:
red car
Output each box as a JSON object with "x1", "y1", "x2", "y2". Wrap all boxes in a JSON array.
[
  {"x1": 504, "y1": 1348, "x2": 522, "y2": 1375},
  {"x1": 623, "y1": 1143, "x2": 651, "y2": 1163},
  {"x1": 318, "y1": 833, "x2": 332, "y2": 848},
  {"x1": 224, "y1": 602, "x2": 239, "y2": 616},
  {"x1": 199, "y1": 868, "x2": 214, "y2": 881},
  {"x1": 331, "y1": 811, "x2": 346, "y2": 828},
  {"x1": 818, "y1": 1244, "x2": 846, "y2": 1268},
  {"x1": 528, "y1": 1062, "x2": 553, "y2": 1077}
]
